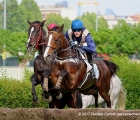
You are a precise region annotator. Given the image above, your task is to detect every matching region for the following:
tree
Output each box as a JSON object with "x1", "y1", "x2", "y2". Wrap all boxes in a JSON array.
[
  {"x1": 19, "y1": 0, "x2": 42, "y2": 32},
  {"x1": 45, "y1": 13, "x2": 71, "y2": 32},
  {"x1": 0, "y1": 29, "x2": 34, "y2": 66},
  {"x1": 79, "y1": 12, "x2": 108, "y2": 31},
  {"x1": 20, "y1": 0, "x2": 42, "y2": 21}
]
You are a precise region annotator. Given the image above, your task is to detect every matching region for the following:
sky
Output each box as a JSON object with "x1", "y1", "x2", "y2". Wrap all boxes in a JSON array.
[{"x1": 17, "y1": 0, "x2": 140, "y2": 16}]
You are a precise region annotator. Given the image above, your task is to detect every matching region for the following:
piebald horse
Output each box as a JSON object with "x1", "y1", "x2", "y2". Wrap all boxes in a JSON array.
[{"x1": 82, "y1": 75, "x2": 126, "y2": 109}]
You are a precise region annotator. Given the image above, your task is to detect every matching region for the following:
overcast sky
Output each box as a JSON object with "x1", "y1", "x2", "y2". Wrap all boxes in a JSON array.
[{"x1": 16, "y1": 0, "x2": 140, "y2": 16}]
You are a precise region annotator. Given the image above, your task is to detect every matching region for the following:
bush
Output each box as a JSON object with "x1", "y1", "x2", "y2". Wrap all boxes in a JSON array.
[
  {"x1": 111, "y1": 55, "x2": 140, "y2": 109},
  {"x1": 0, "y1": 79, "x2": 49, "y2": 108},
  {"x1": 0, "y1": 55, "x2": 140, "y2": 109}
]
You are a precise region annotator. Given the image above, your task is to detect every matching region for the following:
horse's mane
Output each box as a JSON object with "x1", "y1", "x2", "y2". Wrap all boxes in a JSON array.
[
  {"x1": 51, "y1": 26, "x2": 59, "y2": 31},
  {"x1": 103, "y1": 60, "x2": 119, "y2": 76},
  {"x1": 31, "y1": 20, "x2": 42, "y2": 24}
]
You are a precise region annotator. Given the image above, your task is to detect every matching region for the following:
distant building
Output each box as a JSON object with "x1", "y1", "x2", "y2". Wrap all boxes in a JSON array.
[
  {"x1": 55, "y1": 1, "x2": 68, "y2": 8},
  {"x1": 99, "y1": 8, "x2": 140, "y2": 29},
  {"x1": 105, "y1": 8, "x2": 116, "y2": 16},
  {"x1": 39, "y1": 5, "x2": 77, "y2": 20},
  {"x1": 39, "y1": 5, "x2": 139, "y2": 29},
  {"x1": 100, "y1": 15, "x2": 139, "y2": 29}
]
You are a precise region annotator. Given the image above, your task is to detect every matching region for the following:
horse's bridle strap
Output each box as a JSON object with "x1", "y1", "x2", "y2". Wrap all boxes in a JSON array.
[{"x1": 49, "y1": 31, "x2": 60, "y2": 36}]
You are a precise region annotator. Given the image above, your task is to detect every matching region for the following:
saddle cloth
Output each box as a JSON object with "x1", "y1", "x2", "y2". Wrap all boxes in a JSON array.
[{"x1": 56, "y1": 52, "x2": 99, "y2": 80}]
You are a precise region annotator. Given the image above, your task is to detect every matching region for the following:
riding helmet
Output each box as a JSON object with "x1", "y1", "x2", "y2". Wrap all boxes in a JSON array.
[
  {"x1": 47, "y1": 23, "x2": 58, "y2": 30},
  {"x1": 71, "y1": 19, "x2": 84, "y2": 30}
]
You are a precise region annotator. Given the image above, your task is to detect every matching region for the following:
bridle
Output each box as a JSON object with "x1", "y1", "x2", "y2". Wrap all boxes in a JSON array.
[
  {"x1": 46, "y1": 31, "x2": 76, "y2": 60},
  {"x1": 46, "y1": 31, "x2": 73, "y2": 53},
  {"x1": 29, "y1": 24, "x2": 46, "y2": 46}
]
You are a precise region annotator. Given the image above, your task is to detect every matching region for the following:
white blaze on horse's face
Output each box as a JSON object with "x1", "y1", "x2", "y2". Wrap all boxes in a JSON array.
[
  {"x1": 27, "y1": 27, "x2": 34, "y2": 47},
  {"x1": 44, "y1": 34, "x2": 53, "y2": 58}
]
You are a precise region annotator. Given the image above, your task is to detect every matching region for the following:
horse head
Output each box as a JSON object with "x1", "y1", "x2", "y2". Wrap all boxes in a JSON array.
[
  {"x1": 26, "y1": 20, "x2": 46, "y2": 52},
  {"x1": 43, "y1": 24, "x2": 72, "y2": 61}
]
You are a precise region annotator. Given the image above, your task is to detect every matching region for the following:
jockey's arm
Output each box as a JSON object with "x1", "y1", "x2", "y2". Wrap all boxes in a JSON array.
[{"x1": 81, "y1": 33, "x2": 96, "y2": 53}]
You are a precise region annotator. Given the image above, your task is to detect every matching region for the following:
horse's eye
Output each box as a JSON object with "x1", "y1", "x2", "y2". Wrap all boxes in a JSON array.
[{"x1": 56, "y1": 39, "x2": 59, "y2": 42}]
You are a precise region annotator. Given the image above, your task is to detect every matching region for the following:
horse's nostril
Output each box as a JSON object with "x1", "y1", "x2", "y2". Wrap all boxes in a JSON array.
[
  {"x1": 44, "y1": 55, "x2": 51, "y2": 62},
  {"x1": 47, "y1": 55, "x2": 51, "y2": 60}
]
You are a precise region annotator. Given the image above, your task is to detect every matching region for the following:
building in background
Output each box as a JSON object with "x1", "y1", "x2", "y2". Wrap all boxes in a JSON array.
[
  {"x1": 99, "y1": 8, "x2": 139, "y2": 29},
  {"x1": 39, "y1": 1, "x2": 77, "y2": 20}
]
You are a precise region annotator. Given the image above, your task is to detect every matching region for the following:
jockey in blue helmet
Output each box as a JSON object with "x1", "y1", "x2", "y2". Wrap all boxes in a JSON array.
[{"x1": 65, "y1": 19, "x2": 97, "y2": 79}]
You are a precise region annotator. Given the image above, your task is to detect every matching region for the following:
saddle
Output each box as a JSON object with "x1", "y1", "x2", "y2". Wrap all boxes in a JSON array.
[{"x1": 75, "y1": 48, "x2": 99, "y2": 88}]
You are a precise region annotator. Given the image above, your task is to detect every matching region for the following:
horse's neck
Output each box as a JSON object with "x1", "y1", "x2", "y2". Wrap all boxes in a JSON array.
[
  {"x1": 38, "y1": 45, "x2": 45, "y2": 56},
  {"x1": 57, "y1": 37, "x2": 76, "y2": 58},
  {"x1": 38, "y1": 32, "x2": 46, "y2": 56}
]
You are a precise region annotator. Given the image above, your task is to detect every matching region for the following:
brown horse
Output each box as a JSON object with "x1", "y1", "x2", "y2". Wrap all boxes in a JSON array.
[
  {"x1": 26, "y1": 20, "x2": 82, "y2": 108},
  {"x1": 43, "y1": 24, "x2": 118, "y2": 108}
]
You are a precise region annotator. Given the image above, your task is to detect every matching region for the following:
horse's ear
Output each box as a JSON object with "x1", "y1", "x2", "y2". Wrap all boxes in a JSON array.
[
  {"x1": 58, "y1": 24, "x2": 64, "y2": 32},
  {"x1": 46, "y1": 25, "x2": 51, "y2": 32},
  {"x1": 40, "y1": 20, "x2": 46, "y2": 27},
  {"x1": 27, "y1": 20, "x2": 31, "y2": 25}
]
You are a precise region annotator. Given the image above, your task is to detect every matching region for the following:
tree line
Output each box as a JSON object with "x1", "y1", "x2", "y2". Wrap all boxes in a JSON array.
[{"x1": 0, "y1": 0, "x2": 140, "y2": 66}]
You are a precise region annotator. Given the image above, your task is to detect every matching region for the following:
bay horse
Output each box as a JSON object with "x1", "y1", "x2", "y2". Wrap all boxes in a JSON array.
[
  {"x1": 82, "y1": 74, "x2": 126, "y2": 109},
  {"x1": 43, "y1": 24, "x2": 119, "y2": 108},
  {"x1": 26, "y1": 20, "x2": 82, "y2": 108}
]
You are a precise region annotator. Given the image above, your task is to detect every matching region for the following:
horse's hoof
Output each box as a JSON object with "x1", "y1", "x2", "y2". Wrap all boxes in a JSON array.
[
  {"x1": 43, "y1": 95, "x2": 52, "y2": 103},
  {"x1": 48, "y1": 95, "x2": 52, "y2": 103},
  {"x1": 32, "y1": 97, "x2": 38, "y2": 104},
  {"x1": 49, "y1": 86, "x2": 60, "y2": 95},
  {"x1": 32, "y1": 100, "x2": 39, "y2": 104},
  {"x1": 56, "y1": 92, "x2": 62, "y2": 100}
]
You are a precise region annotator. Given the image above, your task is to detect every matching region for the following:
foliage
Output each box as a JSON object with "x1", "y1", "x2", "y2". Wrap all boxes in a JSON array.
[
  {"x1": 80, "y1": 12, "x2": 108, "y2": 31},
  {"x1": 0, "y1": 9, "x2": 140, "y2": 65},
  {"x1": 19, "y1": 0, "x2": 42, "y2": 32},
  {"x1": 0, "y1": 29, "x2": 33, "y2": 65},
  {"x1": 0, "y1": 0, "x2": 42, "y2": 32},
  {"x1": 0, "y1": 78, "x2": 49, "y2": 108},
  {"x1": 111, "y1": 55, "x2": 140, "y2": 109},
  {"x1": 21, "y1": 67, "x2": 33, "y2": 82},
  {"x1": 45, "y1": 13, "x2": 71, "y2": 32},
  {"x1": 0, "y1": 56, "x2": 140, "y2": 109}
]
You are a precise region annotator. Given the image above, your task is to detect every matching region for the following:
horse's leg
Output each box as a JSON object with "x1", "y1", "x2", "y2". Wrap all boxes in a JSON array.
[
  {"x1": 42, "y1": 70, "x2": 52, "y2": 103},
  {"x1": 67, "y1": 91, "x2": 82, "y2": 108},
  {"x1": 50, "y1": 70, "x2": 67, "y2": 100},
  {"x1": 98, "y1": 90, "x2": 111, "y2": 108},
  {"x1": 49, "y1": 96, "x2": 67, "y2": 109},
  {"x1": 31, "y1": 74, "x2": 38, "y2": 103},
  {"x1": 93, "y1": 93, "x2": 98, "y2": 108},
  {"x1": 92, "y1": 85, "x2": 99, "y2": 108}
]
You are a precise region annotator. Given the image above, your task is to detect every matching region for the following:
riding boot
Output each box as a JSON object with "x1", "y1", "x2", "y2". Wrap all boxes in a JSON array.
[
  {"x1": 87, "y1": 52, "x2": 96, "y2": 79},
  {"x1": 89, "y1": 61, "x2": 96, "y2": 79}
]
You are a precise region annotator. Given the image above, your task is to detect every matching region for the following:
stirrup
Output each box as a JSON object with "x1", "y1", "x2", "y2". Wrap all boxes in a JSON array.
[
  {"x1": 90, "y1": 69, "x2": 95, "y2": 79},
  {"x1": 91, "y1": 73, "x2": 96, "y2": 79}
]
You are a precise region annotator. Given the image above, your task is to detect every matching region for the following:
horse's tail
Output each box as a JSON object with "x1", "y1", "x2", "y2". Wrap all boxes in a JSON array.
[
  {"x1": 116, "y1": 86, "x2": 127, "y2": 110},
  {"x1": 103, "y1": 60, "x2": 119, "y2": 76}
]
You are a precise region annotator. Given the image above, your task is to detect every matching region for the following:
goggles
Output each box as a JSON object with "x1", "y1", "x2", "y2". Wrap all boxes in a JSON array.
[{"x1": 72, "y1": 29, "x2": 81, "y2": 32}]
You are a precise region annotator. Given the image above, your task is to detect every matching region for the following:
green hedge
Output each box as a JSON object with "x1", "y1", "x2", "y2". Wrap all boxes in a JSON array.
[
  {"x1": 0, "y1": 55, "x2": 140, "y2": 109},
  {"x1": 0, "y1": 78, "x2": 49, "y2": 108},
  {"x1": 111, "y1": 55, "x2": 140, "y2": 110}
]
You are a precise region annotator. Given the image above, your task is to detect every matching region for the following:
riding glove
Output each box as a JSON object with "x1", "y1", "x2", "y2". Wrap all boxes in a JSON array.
[{"x1": 70, "y1": 40, "x2": 78, "y2": 47}]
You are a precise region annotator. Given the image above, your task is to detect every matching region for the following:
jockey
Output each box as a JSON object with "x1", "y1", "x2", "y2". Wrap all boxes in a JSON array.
[
  {"x1": 65, "y1": 19, "x2": 97, "y2": 79},
  {"x1": 47, "y1": 23, "x2": 58, "y2": 32}
]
